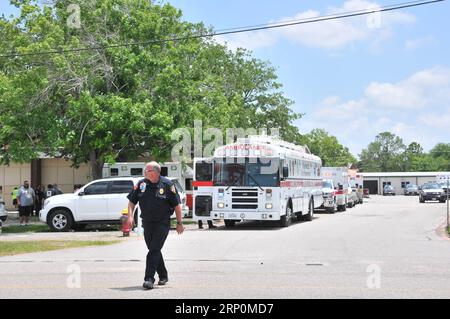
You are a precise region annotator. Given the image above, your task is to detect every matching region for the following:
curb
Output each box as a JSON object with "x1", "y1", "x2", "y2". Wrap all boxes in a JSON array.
[{"x1": 435, "y1": 221, "x2": 450, "y2": 241}]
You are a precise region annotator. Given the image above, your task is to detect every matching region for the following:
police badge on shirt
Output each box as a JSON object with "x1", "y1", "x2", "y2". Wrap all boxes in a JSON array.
[{"x1": 156, "y1": 183, "x2": 167, "y2": 199}]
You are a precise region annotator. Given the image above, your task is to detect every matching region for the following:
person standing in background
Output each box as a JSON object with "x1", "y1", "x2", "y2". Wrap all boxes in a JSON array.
[
  {"x1": 17, "y1": 181, "x2": 35, "y2": 226},
  {"x1": 11, "y1": 187, "x2": 19, "y2": 209},
  {"x1": 53, "y1": 184, "x2": 63, "y2": 195},
  {"x1": 34, "y1": 185, "x2": 45, "y2": 216}
]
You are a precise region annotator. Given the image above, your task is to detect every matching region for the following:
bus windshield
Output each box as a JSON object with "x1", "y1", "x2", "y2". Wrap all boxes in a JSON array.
[{"x1": 213, "y1": 158, "x2": 280, "y2": 187}]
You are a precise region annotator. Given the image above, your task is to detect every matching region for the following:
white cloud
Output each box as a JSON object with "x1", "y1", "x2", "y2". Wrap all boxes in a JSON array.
[
  {"x1": 219, "y1": 0, "x2": 416, "y2": 51},
  {"x1": 277, "y1": 9, "x2": 366, "y2": 49},
  {"x1": 322, "y1": 96, "x2": 341, "y2": 106},
  {"x1": 215, "y1": 30, "x2": 277, "y2": 51},
  {"x1": 299, "y1": 66, "x2": 450, "y2": 156},
  {"x1": 365, "y1": 66, "x2": 450, "y2": 109},
  {"x1": 419, "y1": 108, "x2": 450, "y2": 130},
  {"x1": 405, "y1": 36, "x2": 436, "y2": 50}
]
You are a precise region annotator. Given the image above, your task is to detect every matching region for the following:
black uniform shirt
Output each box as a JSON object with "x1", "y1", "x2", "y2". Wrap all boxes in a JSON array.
[{"x1": 127, "y1": 177, "x2": 181, "y2": 223}]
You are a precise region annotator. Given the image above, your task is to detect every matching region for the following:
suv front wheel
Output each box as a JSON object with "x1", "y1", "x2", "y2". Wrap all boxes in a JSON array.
[{"x1": 48, "y1": 209, "x2": 73, "y2": 232}]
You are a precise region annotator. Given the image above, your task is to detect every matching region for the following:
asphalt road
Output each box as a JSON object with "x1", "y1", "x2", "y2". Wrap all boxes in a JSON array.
[{"x1": 1, "y1": 195, "x2": 449, "y2": 299}]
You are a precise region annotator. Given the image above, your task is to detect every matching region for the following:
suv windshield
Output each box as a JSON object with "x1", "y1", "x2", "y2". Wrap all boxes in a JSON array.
[
  {"x1": 213, "y1": 158, "x2": 279, "y2": 187},
  {"x1": 322, "y1": 181, "x2": 333, "y2": 189},
  {"x1": 423, "y1": 183, "x2": 441, "y2": 189}
]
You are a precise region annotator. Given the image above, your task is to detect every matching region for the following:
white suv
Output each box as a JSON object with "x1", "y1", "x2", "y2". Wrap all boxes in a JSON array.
[
  {"x1": 0, "y1": 198, "x2": 7, "y2": 223},
  {"x1": 40, "y1": 177, "x2": 189, "y2": 232}
]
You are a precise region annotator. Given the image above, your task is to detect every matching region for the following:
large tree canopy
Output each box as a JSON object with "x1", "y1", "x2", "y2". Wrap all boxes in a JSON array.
[
  {"x1": 358, "y1": 133, "x2": 449, "y2": 172},
  {"x1": 298, "y1": 129, "x2": 356, "y2": 167},
  {"x1": 0, "y1": 0, "x2": 301, "y2": 178}
]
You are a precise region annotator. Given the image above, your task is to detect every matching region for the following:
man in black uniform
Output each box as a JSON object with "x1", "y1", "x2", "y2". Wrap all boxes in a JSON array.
[{"x1": 127, "y1": 162, "x2": 184, "y2": 290}]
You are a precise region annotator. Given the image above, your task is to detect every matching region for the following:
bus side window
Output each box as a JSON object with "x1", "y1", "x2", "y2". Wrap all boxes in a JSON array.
[{"x1": 161, "y1": 167, "x2": 168, "y2": 177}]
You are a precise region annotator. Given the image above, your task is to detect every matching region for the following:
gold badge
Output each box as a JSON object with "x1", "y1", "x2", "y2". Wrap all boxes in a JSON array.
[{"x1": 159, "y1": 188, "x2": 164, "y2": 195}]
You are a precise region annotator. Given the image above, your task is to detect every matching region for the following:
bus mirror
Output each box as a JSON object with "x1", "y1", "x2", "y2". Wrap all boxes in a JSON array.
[{"x1": 284, "y1": 167, "x2": 289, "y2": 178}]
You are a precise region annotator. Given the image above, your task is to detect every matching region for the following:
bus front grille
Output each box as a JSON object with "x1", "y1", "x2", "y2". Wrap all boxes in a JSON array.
[{"x1": 231, "y1": 188, "x2": 258, "y2": 210}]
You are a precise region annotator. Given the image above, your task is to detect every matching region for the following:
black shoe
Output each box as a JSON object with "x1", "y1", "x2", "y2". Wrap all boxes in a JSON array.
[
  {"x1": 143, "y1": 281, "x2": 154, "y2": 290},
  {"x1": 158, "y1": 278, "x2": 169, "y2": 285},
  {"x1": 208, "y1": 225, "x2": 217, "y2": 229}
]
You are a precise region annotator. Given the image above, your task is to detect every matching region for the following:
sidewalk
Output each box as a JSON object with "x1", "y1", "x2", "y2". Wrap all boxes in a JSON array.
[{"x1": 0, "y1": 216, "x2": 223, "y2": 242}]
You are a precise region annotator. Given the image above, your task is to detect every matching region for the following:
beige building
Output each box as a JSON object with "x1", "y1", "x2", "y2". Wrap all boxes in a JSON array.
[
  {"x1": 363, "y1": 172, "x2": 450, "y2": 195},
  {"x1": 0, "y1": 159, "x2": 91, "y2": 210}
]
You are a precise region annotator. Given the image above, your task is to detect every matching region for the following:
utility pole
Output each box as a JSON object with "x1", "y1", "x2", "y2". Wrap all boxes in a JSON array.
[{"x1": 447, "y1": 177, "x2": 449, "y2": 232}]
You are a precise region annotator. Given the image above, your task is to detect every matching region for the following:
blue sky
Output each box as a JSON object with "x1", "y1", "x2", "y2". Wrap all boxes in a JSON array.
[{"x1": 1, "y1": 0, "x2": 449, "y2": 157}]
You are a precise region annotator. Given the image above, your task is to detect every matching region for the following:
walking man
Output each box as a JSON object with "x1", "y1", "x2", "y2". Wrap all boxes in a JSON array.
[{"x1": 127, "y1": 162, "x2": 184, "y2": 290}]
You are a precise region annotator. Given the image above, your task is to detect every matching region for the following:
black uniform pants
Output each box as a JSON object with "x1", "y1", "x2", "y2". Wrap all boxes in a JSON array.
[{"x1": 143, "y1": 221, "x2": 170, "y2": 282}]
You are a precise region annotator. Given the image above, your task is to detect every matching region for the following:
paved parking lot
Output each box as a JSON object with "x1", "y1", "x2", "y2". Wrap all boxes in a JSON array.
[{"x1": 0, "y1": 195, "x2": 449, "y2": 298}]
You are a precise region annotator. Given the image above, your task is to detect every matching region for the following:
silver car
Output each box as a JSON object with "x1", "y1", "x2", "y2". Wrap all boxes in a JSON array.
[{"x1": 404, "y1": 184, "x2": 419, "y2": 196}]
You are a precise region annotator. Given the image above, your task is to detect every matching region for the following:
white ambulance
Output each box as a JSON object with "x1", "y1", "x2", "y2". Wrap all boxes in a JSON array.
[
  {"x1": 321, "y1": 167, "x2": 353, "y2": 210},
  {"x1": 193, "y1": 135, "x2": 324, "y2": 227}
]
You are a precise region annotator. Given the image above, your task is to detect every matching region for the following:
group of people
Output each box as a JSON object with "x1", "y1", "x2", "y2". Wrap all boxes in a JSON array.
[{"x1": 11, "y1": 182, "x2": 63, "y2": 226}]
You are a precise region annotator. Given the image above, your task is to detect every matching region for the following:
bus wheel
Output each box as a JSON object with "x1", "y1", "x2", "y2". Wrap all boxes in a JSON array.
[
  {"x1": 280, "y1": 204, "x2": 292, "y2": 227},
  {"x1": 224, "y1": 220, "x2": 236, "y2": 228},
  {"x1": 304, "y1": 199, "x2": 314, "y2": 221}
]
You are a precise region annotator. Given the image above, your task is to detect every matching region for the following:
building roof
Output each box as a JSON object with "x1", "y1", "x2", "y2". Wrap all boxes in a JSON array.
[{"x1": 363, "y1": 172, "x2": 450, "y2": 178}]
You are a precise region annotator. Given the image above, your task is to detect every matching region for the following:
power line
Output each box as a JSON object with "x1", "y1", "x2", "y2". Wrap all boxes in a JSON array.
[
  {"x1": 213, "y1": 0, "x2": 438, "y2": 33},
  {"x1": 0, "y1": 0, "x2": 445, "y2": 59}
]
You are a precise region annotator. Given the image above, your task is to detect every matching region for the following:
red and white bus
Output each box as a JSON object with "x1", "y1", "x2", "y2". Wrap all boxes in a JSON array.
[{"x1": 193, "y1": 136, "x2": 324, "y2": 227}]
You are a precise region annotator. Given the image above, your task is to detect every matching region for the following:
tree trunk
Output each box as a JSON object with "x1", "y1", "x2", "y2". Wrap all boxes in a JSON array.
[{"x1": 89, "y1": 150, "x2": 103, "y2": 180}]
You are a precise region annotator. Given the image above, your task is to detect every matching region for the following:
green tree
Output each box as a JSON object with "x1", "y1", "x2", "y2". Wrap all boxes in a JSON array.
[
  {"x1": 298, "y1": 129, "x2": 356, "y2": 166},
  {"x1": 359, "y1": 132, "x2": 406, "y2": 172},
  {"x1": 0, "y1": 0, "x2": 301, "y2": 179},
  {"x1": 403, "y1": 142, "x2": 424, "y2": 171},
  {"x1": 410, "y1": 154, "x2": 448, "y2": 171},
  {"x1": 429, "y1": 143, "x2": 450, "y2": 170}
]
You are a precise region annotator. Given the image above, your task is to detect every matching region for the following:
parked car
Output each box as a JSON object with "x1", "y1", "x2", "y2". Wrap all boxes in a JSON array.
[
  {"x1": 438, "y1": 182, "x2": 450, "y2": 197},
  {"x1": 419, "y1": 182, "x2": 446, "y2": 203},
  {"x1": 344, "y1": 182, "x2": 356, "y2": 208},
  {"x1": 334, "y1": 183, "x2": 347, "y2": 212},
  {"x1": 320, "y1": 179, "x2": 337, "y2": 213},
  {"x1": 404, "y1": 184, "x2": 419, "y2": 196},
  {"x1": 383, "y1": 185, "x2": 396, "y2": 196},
  {"x1": 40, "y1": 177, "x2": 189, "y2": 232},
  {"x1": 0, "y1": 198, "x2": 6, "y2": 223}
]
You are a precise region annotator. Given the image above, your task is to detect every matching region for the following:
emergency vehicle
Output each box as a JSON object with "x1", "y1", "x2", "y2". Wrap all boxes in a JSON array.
[
  {"x1": 193, "y1": 135, "x2": 324, "y2": 227},
  {"x1": 102, "y1": 162, "x2": 194, "y2": 211},
  {"x1": 321, "y1": 167, "x2": 351, "y2": 211},
  {"x1": 348, "y1": 169, "x2": 364, "y2": 204}
]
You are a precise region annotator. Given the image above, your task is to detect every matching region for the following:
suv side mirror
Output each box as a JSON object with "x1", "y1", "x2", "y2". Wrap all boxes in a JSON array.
[
  {"x1": 78, "y1": 191, "x2": 85, "y2": 196},
  {"x1": 282, "y1": 166, "x2": 289, "y2": 179}
]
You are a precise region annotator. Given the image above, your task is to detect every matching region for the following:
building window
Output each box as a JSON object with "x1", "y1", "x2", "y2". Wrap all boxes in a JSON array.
[
  {"x1": 401, "y1": 181, "x2": 410, "y2": 189},
  {"x1": 382, "y1": 182, "x2": 391, "y2": 187}
]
